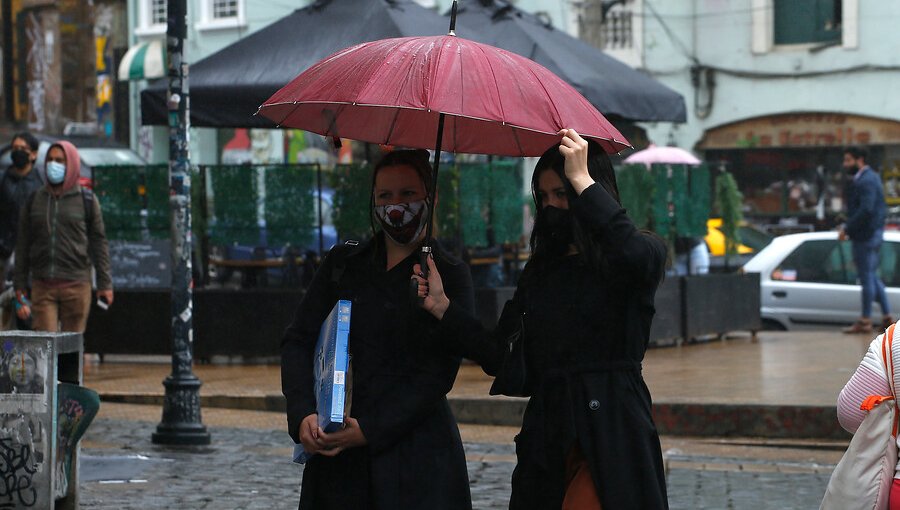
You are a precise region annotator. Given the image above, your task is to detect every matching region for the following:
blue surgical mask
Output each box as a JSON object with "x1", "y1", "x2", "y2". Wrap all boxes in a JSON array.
[{"x1": 47, "y1": 161, "x2": 66, "y2": 185}]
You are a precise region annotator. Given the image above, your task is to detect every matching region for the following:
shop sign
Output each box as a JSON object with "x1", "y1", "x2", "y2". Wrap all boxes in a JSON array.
[{"x1": 699, "y1": 113, "x2": 900, "y2": 149}]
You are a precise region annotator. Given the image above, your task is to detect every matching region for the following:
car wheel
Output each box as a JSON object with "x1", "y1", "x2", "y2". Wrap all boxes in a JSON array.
[{"x1": 761, "y1": 318, "x2": 787, "y2": 331}]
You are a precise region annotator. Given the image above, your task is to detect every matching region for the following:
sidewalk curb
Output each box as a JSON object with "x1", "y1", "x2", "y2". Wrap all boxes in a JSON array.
[{"x1": 99, "y1": 393, "x2": 850, "y2": 440}]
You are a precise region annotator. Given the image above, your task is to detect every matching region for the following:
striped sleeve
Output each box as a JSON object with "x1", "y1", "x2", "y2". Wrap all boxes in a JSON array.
[{"x1": 837, "y1": 335, "x2": 891, "y2": 433}]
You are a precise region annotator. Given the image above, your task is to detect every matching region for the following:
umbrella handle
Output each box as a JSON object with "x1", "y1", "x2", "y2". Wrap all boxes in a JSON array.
[{"x1": 410, "y1": 246, "x2": 432, "y2": 307}]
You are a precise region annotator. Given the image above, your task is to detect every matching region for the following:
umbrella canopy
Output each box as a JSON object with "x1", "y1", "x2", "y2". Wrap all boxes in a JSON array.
[
  {"x1": 623, "y1": 144, "x2": 701, "y2": 166},
  {"x1": 140, "y1": 0, "x2": 450, "y2": 127},
  {"x1": 452, "y1": 0, "x2": 686, "y2": 123},
  {"x1": 258, "y1": 35, "x2": 630, "y2": 156}
]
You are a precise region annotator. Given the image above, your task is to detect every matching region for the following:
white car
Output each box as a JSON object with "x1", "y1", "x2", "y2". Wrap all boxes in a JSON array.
[{"x1": 742, "y1": 231, "x2": 900, "y2": 330}]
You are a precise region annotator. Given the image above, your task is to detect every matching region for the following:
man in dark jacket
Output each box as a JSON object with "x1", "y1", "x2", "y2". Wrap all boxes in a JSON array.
[
  {"x1": 0, "y1": 132, "x2": 43, "y2": 284},
  {"x1": 14, "y1": 140, "x2": 113, "y2": 333},
  {"x1": 840, "y1": 146, "x2": 890, "y2": 334}
]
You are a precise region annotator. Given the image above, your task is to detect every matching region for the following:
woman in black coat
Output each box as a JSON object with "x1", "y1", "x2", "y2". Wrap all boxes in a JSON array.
[
  {"x1": 281, "y1": 149, "x2": 475, "y2": 510},
  {"x1": 413, "y1": 130, "x2": 669, "y2": 509}
]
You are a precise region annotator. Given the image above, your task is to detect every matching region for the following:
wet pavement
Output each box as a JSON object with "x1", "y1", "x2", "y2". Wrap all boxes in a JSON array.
[
  {"x1": 84, "y1": 330, "x2": 873, "y2": 439},
  {"x1": 79, "y1": 403, "x2": 843, "y2": 509},
  {"x1": 73, "y1": 329, "x2": 870, "y2": 508},
  {"x1": 84, "y1": 330, "x2": 873, "y2": 407}
]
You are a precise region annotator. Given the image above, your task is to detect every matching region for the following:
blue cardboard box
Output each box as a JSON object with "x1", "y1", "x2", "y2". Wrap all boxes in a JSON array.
[{"x1": 293, "y1": 299, "x2": 351, "y2": 463}]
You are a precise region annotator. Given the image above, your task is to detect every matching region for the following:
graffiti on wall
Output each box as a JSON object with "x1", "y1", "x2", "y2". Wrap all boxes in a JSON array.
[
  {"x1": 0, "y1": 339, "x2": 50, "y2": 508},
  {"x1": 0, "y1": 414, "x2": 45, "y2": 508},
  {"x1": 24, "y1": 12, "x2": 46, "y2": 132},
  {"x1": 24, "y1": 10, "x2": 61, "y2": 134},
  {"x1": 95, "y1": 4, "x2": 114, "y2": 138}
]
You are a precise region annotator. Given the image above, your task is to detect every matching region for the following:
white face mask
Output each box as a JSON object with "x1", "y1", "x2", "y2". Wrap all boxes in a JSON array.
[
  {"x1": 47, "y1": 161, "x2": 66, "y2": 185},
  {"x1": 374, "y1": 200, "x2": 428, "y2": 246}
]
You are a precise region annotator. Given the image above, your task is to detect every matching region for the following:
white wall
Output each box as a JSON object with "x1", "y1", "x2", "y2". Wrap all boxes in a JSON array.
[{"x1": 638, "y1": 0, "x2": 900, "y2": 149}]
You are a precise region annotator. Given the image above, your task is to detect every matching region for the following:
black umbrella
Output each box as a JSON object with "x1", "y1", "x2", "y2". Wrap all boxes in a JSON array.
[
  {"x1": 140, "y1": 0, "x2": 449, "y2": 127},
  {"x1": 451, "y1": 0, "x2": 686, "y2": 123}
]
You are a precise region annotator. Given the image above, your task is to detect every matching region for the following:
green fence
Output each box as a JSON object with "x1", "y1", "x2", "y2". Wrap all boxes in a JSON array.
[
  {"x1": 95, "y1": 161, "x2": 525, "y2": 250},
  {"x1": 327, "y1": 160, "x2": 524, "y2": 249},
  {"x1": 617, "y1": 163, "x2": 712, "y2": 240},
  {"x1": 100, "y1": 161, "x2": 737, "y2": 255},
  {"x1": 458, "y1": 161, "x2": 524, "y2": 247},
  {"x1": 93, "y1": 164, "x2": 323, "y2": 249}
]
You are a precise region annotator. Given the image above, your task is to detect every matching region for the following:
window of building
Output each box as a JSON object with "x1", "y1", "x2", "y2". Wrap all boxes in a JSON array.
[
  {"x1": 578, "y1": 0, "x2": 642, "y2": 67},
  {"x1": 198, "y1": 0, "x2": 245, "y2": 30},
  {"x1": 136, "y1": 0, "x2": 168, "y2": 36},
  {"x1": 212, "y1": 0, "x2": 238, "y2": 20},
  {"x1": 753, "y1": 0, "x2": 857, "y2": 52},
  {"x1": 150, "y1": 0, "x2": 167, "y2": 25},
  {"x1": 773, "y1": 0, "x2": 841, "y2": 45}
]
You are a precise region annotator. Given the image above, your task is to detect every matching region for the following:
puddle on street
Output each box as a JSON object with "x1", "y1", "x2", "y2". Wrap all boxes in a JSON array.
[{"x1": 82, "y1": 454, "x2": 174, "y2": 483}]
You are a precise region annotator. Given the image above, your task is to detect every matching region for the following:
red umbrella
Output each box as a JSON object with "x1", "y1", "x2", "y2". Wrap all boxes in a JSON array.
[
  {"x1": 257, "y1": 18, "x2": 628, "y2": 156},
  {"x1": 257, "y1": 2, "x2": 628, "y2": 274}
]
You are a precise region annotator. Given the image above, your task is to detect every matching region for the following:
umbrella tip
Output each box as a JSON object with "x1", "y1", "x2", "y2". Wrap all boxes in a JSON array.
[{"x1": 448, "y1": 0, "x2": 458, "y2": 35}]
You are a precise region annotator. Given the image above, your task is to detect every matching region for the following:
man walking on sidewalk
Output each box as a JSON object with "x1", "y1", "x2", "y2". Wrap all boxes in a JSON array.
[
  {"x1": 840, "y1": 146, "x2": 890, "y2": 334},
  {"x1": 0, "y1": 132, "x2": 43, "y2": 283},
  {"x1": 14, "y1": 140, "x2": 113, "y2": 333}
]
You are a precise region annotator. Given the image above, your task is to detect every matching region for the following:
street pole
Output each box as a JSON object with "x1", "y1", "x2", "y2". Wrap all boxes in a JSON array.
[{"x1": 153, "y1": 0, "x2": 210, "y2": 446}]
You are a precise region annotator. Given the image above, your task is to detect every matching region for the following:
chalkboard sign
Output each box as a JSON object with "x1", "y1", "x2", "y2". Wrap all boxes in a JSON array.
[{"x1": 109, "y1": 239, "x2": 172, "y2": 289}]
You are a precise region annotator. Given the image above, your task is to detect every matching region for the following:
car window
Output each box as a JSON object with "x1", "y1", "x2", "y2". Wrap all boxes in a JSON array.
[
  {"x1": 772, "y1": 240, "x2": 850, "y2": 284},
  {"x1": 880, "y1": 241, "x2": 900, "y2": 287},
  {"x1": 737, "y1": 225, "x2": 774, "y2": 252}
]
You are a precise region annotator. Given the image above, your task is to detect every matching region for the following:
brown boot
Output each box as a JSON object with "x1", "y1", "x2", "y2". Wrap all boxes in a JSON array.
[
  {"x1": 884, "y1": 316, "x2": 895, "y2": 330},
  {"x1": 843, "y1": 318, "x2": 874, "y2": 334}
]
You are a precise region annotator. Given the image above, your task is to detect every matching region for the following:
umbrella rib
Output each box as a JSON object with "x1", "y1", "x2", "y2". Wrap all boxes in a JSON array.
[
  {"x1": 431, "y1": 37, "x2": 451, "y2": 149},
  {"x1": 510, "y1": 123, "x2": 525, "y2": 157},
  {"x1": 383, "y1": 107, "x2": 403, "y2": 145},
  {"x1": 521, "y1": 61, "x2": 565, "y2": 135},
  {"x1": 260, "y1": 102, "x2": 629, "y2": 153},
  {"x1": 474, "y1": 43, "x2": 515, "y2": 154},
  {"x1": 277, "y1": 103, "x2": 301, "y2": 128}
]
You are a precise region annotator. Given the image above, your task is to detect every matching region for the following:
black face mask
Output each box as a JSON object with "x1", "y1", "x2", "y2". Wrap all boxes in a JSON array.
[
  {"x1": 11, "y1": 149, "x2": 31, "y2": 170},
  {"x1": 535, "y1": 206, "x2": 574, "y2": 255}
]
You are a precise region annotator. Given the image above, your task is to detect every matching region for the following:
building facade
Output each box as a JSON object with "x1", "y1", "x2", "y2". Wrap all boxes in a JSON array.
[
  {"x1": 0, "y1": 0, "x2": 129, "y2": 141},
  {"x1": 127, "y1": 0, "x2": 306, "y2": 165},
  {"x1": 587, "y1": 0, "x2": 900, "y2": 224}
]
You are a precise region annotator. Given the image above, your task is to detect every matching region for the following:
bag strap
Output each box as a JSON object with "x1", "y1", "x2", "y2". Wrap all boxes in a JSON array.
[{"x1": 882, "y1": 323, "x2": 899, "y2": 437}]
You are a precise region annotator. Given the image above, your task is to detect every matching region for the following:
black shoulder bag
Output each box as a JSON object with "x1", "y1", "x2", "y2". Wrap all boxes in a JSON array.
[{"x1": 489, "y1": 298, "x2": 528, "y2": 397}]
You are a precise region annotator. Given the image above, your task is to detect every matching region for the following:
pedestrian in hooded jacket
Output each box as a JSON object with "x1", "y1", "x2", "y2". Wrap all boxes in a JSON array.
[
  {"x1": 281, "y1": 149, "x2": 475, "y2": 510},
  {"x1": 0, "y1": 132, "x2": 43, "y2": 285},
  {"x1": 413, "y1": 130, "x2": 669, "y2": 509},
  {"x1": 14, "y1": 141, "x2": 113, "y2": 333}
]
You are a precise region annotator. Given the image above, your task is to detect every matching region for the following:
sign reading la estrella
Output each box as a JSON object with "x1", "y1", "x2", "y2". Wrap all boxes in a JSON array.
[{"x1": 699, "y1": 113, "x2": 900, "y2": 149}]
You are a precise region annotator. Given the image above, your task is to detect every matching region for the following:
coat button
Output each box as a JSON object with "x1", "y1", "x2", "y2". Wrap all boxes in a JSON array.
[{"x1": 588, "y1": 399, "x2": 600, "y2": 411}]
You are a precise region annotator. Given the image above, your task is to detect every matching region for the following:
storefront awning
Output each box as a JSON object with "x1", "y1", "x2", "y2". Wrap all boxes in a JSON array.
[
  {"x1": 118, "y1": 40, "x2": 166, "y2": 81},
  {"x1": 698, "y1": 113, "x2": 900, "y2": 150}
]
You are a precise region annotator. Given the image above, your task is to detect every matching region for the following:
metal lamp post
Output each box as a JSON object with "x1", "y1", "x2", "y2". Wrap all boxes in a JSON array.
[{"x1": 152, "y1": 0, "x2": 210, "y2": 446}]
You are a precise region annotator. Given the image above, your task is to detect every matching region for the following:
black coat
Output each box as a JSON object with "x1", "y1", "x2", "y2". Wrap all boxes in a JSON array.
[
  {"x1": 281, "y1": 234, "x2": 474, "y2": 510},
  {"x1": 0, "y1": 166, "x2": 43, "y2": 258},
  {"x1": 441, "y1": 183, "x2": 669, "y2": 509}
]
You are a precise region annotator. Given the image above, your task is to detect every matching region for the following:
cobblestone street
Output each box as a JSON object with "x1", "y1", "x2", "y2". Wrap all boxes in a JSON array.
[{"x1": 79, "y1": 413, "x2": 838, "y2": 509}]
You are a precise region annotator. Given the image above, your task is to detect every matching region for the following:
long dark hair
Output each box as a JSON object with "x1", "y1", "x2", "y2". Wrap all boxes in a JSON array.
[
  {"x1": 368, "y1": 149, "x2": 434, "y2": 237},
  {"x1": 520, "y1": 140, "x2": 621, "y2": 288}
]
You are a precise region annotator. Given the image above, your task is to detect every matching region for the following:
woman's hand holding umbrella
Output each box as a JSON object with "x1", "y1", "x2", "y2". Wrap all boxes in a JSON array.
[
  {"x1": 412, "y1": 255, "x2": 449, "y2": 320},
  {"x1": 559, "y1": 129, "x2": 595, "y2": 196}
]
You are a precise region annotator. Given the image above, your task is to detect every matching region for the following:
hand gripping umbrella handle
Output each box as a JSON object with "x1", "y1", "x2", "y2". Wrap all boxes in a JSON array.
[{"x1": 410, "y1": 245, "x2": 432, "y2": 307}]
